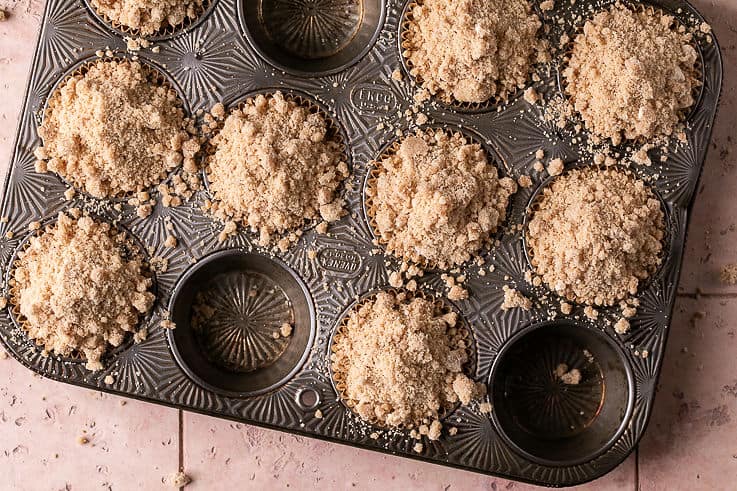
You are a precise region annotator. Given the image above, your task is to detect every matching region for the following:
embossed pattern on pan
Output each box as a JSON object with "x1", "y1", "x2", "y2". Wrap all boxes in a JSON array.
[{"x1": 0, "y1": 0, "x2": 722, "y2": 486}]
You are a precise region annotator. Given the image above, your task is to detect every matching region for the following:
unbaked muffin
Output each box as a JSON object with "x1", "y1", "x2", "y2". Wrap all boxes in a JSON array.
[
  {"x1": 403, "y1": 0, "x2": 548, "y2": 103},
  {"x1": 527, "y1": 167, "x2": 665, "y2": 306},
  {"x1": 35, "y1": 59, "x2": 198, "y2": 198},
  {"x1": 367, "y1": 128, "x2": 516, "y2": 269},
  {"x1": 10, "y1": 211, "x2": 155, "y2": 371},
  {"x1": 206, "y1": 91, "x2": 348, "y2": 250},
  {"x1": 331, "y1": 290, "x2": 485, "y2": 434},
  {"x1": 563, "y1": 2, "x2": 699, "y2": 144}
]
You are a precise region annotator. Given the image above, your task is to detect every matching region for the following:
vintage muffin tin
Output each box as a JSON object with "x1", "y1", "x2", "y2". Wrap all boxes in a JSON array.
[{"x1": 0, "y1": 0, "x2": 722, "y2": 486}]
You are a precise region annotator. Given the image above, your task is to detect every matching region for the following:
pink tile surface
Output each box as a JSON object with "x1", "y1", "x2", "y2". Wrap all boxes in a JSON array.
[
  {"x1": 0, "y1": 354, "x2": 179, "y2": 490},
  {"x1": 182, "y1": 412, "x2": 635, "y2": 490},
  {"x1": 0, "y1": 0, "x2": 735, "y2": 488},
  {"x1": 676, "y1": 0, "x2": 737, "y2": 294},
  {"x1": 639, "y1": 296, "x2": 737, "y2": 490},
  {"x1": 0, "y1": 1, "x2": 44, "y2": 184}
]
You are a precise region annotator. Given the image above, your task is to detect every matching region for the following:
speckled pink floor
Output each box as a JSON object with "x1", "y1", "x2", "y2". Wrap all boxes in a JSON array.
[{"x1": 1, "y1": 1, "x2": 736, "y2": 489}]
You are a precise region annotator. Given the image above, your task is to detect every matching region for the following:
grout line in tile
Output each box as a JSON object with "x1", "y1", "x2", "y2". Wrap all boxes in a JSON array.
[
  {"x1": 677, "y1": 292, "x2": 737, "y2": 298},
  {"x1": 178, "y1": 409, "x2": 184, "y2": 491}
]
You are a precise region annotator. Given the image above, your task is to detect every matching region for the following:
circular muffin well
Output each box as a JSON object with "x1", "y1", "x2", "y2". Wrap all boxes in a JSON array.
[
  {"x1": 167, "y1": 249, "x2": 315, "y2": 397},
  {"x1": 329, "y1": 288, "x2": 481, "y2": 431},
  {"x1": 490, "y1": 321, "x2": 635, "y2": 467},
  {"x1": 36, "y1": 56, "x2": 194, "y2": 201},
  {"x1": 7, "y1": 212, "x2": 156, "y2": 370},
  {"x1": 240, "y1": 0, "x2": 386, "y2": 76},
  {"x1": 364, "y1": 126, "x2": 516, "y2": 270}
]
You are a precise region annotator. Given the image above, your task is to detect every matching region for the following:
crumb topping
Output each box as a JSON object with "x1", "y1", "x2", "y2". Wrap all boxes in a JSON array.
[
  {"x1": 331, "y1": 290, "x2": 485, "y2": 430},
  {"x1": 207, "y1": 92, "x2": 349, "y2": 249},
  {"x1": 527, "y1": 167, "x2": 664, "y2": 305},
  {"x1": 36, "y1": 60, "x2": 197, "y2": 198},
  {"x1": 563, "y1": 3, "x2": 699, "y2": 143},
  {"x1": 554, "y1": 363, "x2": 582, "y2": 385},
  {"x1": 90, "y1": 0, "x2": 204, "y2": 36},
  {"x1": 404, "y1": 0, "x2": 548, "y2": 103},
  {"x1": 501, "y1": 286, "x2": 532, "y2": 311},
  {"x1": 10, "y1": 212, "x2": 154, "y2": 371},
  {"x1": 368, "y1": 129, "x2": 516, "y2": 269}
]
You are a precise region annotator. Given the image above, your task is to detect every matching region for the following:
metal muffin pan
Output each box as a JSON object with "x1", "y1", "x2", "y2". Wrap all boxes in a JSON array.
[{"x1": 0, "y1": 0, "x2": 722, "y2": 486}]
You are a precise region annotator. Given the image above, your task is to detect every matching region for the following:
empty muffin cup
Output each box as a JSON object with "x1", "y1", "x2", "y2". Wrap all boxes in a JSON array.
[
  {"x1": 490, "y1": 321, "x2": 634, "y2": 467},
  {"x1": 167, "y1": 249, "x2": 316, "y2": 397},
  {"x1": 240, "y1": 0, "x2": 386, "y2": 76}
]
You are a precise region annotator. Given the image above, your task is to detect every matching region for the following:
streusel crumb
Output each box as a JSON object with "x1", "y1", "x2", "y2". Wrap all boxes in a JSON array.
[
  {"x1": 554, "y1": 363, "x2": 582, "y2": 385},
  {"x1": 527, "y1": 167, "x2": 664, "y2": 305},
  {"x1": 720, "y1": 263, "x2": 737, "y2": 285},
  {"x1": 10, "y1": 212, "x2": 154, "y2": 371},
  {"x1": 368, "y1": 129, "x2": 516, "y2": 268},
  {"x1": 331, "y1": 291, "x2": 485, "y2": 430},
  {"x1": 166, "y1": 471, "x2": 191, "y2": 488},
  {"x1": 404, "y1": 0, "x2": 548, "y2": 103},
  {"x1": 36, "y1": 60, "x2": 198, "y2": 198},
  {"x1": 90, "y1": 0, "x2": 204, "y2": 36},
  {"x1": 207, "y1": 92, "x2": 348, "y2": 248},
  {"x1": 501, "y1": 286, "x2": 532, "y2": 311},
  {"x1": 563, "y1": 3, "x2": 699, "y2": 143}
]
